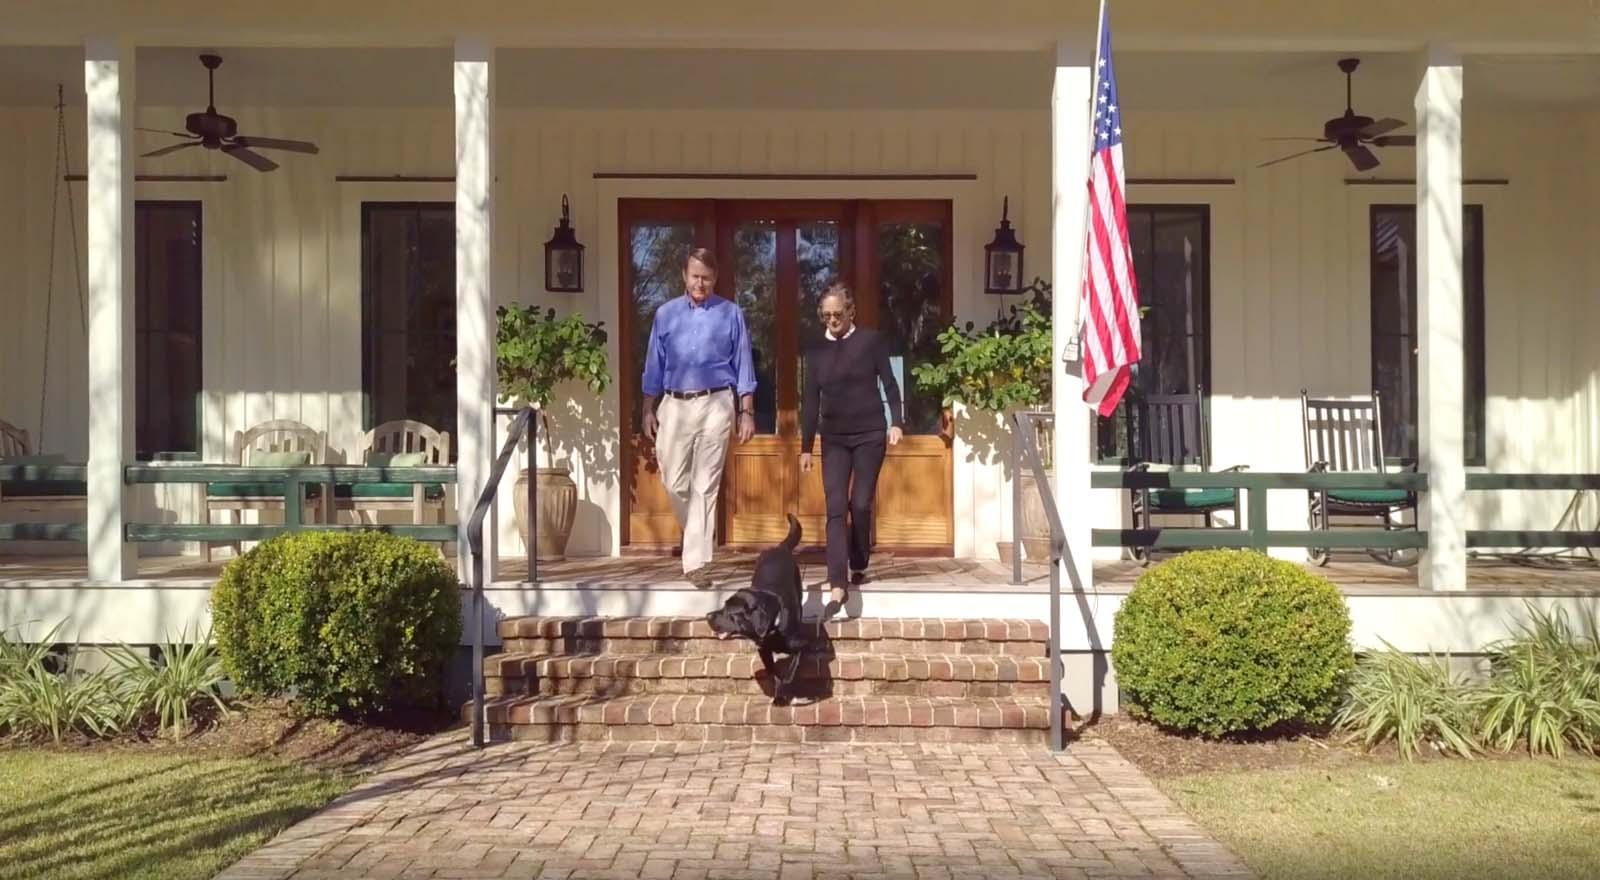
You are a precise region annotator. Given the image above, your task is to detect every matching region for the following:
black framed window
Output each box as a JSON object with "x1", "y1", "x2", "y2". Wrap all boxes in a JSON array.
[
  {"x1": 1369, "y1": 204, "x2": 1486, "y2": 466},
  {"x1": 1095, "y1": 205, "x2": 1210, "y2": 462},
  {"x1": 134, "y1": 201, "x2": 203, "y2": 460},
  {"x1": 360, "y1": 202, "x2": 456, "y2": 454}
]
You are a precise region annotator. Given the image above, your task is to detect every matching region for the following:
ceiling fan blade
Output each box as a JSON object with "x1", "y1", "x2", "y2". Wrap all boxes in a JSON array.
[
  {"x1": 1371, "y1": 134, "x2": 1415, "y2": 147},
  {"x1": 233, "y1": 135, "x2": 319, "y2": 154},
  {"x1": 1256, "y1": 144, "x2": 1335, "y2": 168},
  {"x1": 1361, "y1": 118, "x2": 1406, "y2": 138},
  {"x1": 1343, "y1": 144, "x2": 1381, "y2": 172},
  {"x1": 137, "y1": 127, "x2": 198, "y2": 139},
  {"x1": 142, "y1": 141, "x2": 202, "y2": 158},
  {"x1": 223, "y1": 144, "x2": 279, "y2": 172}
]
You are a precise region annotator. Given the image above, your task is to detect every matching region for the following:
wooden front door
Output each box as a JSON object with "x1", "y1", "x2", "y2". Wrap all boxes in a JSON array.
[{"x1": 619, "y1": 198, "x2": 954, "y2": 554}]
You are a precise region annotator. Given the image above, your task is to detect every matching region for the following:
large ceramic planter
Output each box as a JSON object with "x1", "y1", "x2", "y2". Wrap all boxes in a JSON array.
[
  {"x1": 1014, "y1": 409, "x2": 1055, "y2": 562},
  {"x1": 513, "y1": 467, "x2": 578, "y2": 560},
  {"x1": 1015, "y1": 469, "x2": 1055, "y2": 561}
]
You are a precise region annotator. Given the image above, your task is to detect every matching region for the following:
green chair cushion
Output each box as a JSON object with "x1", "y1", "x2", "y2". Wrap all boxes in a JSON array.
[
  {"x1": 250, "y1": 450, "x2": 312, "y2": 467},
  {"x1": 1, "y1": 479, "x2": 87, "y2": 497},
  {"x1": 207, "y1": 482, "x2": 324, "y2": 499},
  {"x1": 1328, "y1": 488, "x2": 1413, "y2": 506},
  {"x1": 367, "y1": 451, "x2": 430, "y2": 467},
  {"x1": 339, "y1": 451, "x2": 440, "y2": 500},
  {"x1": 208, "y1": 450, "x2": 318, "y2": 498},
  {"x1": 335, "y1": 482, "x2": 445, "y2": 500},
  {"x1": 1147, "y1": 487, "x2": 1237, "y2": 510}
]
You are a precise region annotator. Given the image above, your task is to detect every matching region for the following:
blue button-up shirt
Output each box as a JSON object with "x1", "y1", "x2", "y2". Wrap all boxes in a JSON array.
[{"x1": 640, "y1": 294, "x2": 758, "y2": 398}]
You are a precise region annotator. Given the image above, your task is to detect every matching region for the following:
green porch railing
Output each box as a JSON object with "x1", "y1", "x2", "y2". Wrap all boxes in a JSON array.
[
  {"x1": 0, "y1": 463, "x2": 457, "y2": 543},
  {"x1": 1466, "y1": 473, "x2": 1600, "y2": 549},
  {"x1": 1084, "y1": 469, "x2": 1430, "y2": 552}
]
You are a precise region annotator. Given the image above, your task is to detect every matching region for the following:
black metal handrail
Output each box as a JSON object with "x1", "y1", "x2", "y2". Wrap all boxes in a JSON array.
[
  {"x1": 466, "y1": 406, "x2": 537, "y2": 748},
  {"x1": 1010, "y1": 410, "x2": 1069, "y2": 751}
]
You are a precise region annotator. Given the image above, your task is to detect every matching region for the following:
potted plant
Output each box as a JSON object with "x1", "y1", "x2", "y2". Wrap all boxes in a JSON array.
[
  {"x1": 911, "y1": 278, "x2": 1055, "y2": 560},
  {"x1": 495, "y1": 303, "x2": 610, "y2": 559}
]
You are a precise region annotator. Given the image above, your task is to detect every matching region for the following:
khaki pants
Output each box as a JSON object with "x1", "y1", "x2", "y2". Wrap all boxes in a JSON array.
[{"x1": 655, "y1": 389, "x2": 734, "y2": 573}]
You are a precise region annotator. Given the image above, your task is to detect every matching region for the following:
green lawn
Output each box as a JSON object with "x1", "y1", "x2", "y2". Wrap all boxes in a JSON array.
[
  {"x1": 0, "y1": 750, "x2": 356, "y2": 880},
  {"x1": 1165, "y1": 758, "x2": 1600, "y2": 880}
]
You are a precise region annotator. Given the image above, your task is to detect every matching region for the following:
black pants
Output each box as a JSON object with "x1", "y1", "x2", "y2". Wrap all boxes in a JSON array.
[{"x1": 821, "y1": 430, "x2": 887, "y2": 587}]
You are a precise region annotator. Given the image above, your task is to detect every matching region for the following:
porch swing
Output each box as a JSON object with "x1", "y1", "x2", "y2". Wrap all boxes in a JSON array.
[{"x1": 0, "y1": 85, "x2": 90, "y2": 517}]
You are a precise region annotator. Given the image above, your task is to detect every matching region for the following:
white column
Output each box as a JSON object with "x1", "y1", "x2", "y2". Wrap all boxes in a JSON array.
[
  {"x1": 84, "y1": 38, "x2": 136, "y2": 583},
  {"x1": 454, "y1": 39, "x2": 495, "y2": 567},
  {"x1": 1415, "y1": 46, "x2": 1467, "y2": 591},
  {"x1": 1051, "y1": 40, "x2": 1094, "y2": 592}
]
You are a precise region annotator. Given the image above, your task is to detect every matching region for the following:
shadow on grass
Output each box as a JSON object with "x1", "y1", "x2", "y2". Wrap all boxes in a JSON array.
[{"x1": 0, "y1": 752, "x2": 353, "y2": 880}]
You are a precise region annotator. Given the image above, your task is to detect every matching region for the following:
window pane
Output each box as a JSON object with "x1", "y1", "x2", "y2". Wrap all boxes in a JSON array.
[
  {"x1": 627, "y1": 222, "x2": 698, "y2": 432},
  {"x1": 134, "y1": 202, "x2": 202, "y2": 459},
  {"x1": 733, "y1": 221, "x2": 779, "y2": 435},
  {"x1": 1368, "y1": 205, "x2": 1485, "y2": 464},
  {"x1": 876, "y1": 222, "x2": 945, "y2": 435},
  {"x1": 361, "y1": 203, "x2": 456, "y2": 455},
  {"x1": 1097, "y1": 206, "x2": 1209, "y2": 461}
]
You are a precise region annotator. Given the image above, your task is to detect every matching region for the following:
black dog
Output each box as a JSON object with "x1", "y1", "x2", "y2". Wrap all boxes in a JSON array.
[{"x1": 705, "y1": 513, "x2": 816, "y2": 706}]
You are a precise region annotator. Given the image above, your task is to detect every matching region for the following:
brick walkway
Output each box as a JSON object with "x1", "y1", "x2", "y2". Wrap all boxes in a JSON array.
[{"x1": 217, "y1": 734, "x2": 1252, "y2": 879}]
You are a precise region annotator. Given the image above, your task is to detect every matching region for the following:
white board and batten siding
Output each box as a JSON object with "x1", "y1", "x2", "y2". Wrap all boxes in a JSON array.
[{"x1": 2, "y1": 103, "x2": 1599, "y2": 561}]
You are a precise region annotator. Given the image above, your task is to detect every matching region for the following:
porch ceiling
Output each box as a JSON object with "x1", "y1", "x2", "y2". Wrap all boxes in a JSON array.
[
  {"x1": 4, "y1": 45, "x2": 1600, "y2": 112},
  {"x1": 3, "y1": 0, "x2": 1599, "y2": 54}
]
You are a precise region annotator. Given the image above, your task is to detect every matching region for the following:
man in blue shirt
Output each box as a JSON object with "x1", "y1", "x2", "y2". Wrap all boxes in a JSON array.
[{"x1": 640, "y1": 248, "x2": 757, "y2": 588}]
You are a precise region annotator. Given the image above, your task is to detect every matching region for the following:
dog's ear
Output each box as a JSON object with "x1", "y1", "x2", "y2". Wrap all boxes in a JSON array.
[{"x1": 745, "y1": 595, "x2": 773, "y2": 635}]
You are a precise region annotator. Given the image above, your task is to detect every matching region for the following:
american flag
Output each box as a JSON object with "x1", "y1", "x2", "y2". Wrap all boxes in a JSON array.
[{"x1": 1080, "y1": 11, "x2": 1142, "y2": 417}]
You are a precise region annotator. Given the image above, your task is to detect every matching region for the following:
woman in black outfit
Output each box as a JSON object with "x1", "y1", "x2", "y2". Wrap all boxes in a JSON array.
[{"x1": 800, "y1": 283, "x2": 904, "y2": 615}]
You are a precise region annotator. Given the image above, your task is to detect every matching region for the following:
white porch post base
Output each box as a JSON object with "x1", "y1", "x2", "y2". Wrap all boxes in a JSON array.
[
  {"x1": 84, "y1": 38, "x2": 136, "y2": 583},
  {"x1": 1415, "y1": 46, "x2": 1467, "y2": 592},
  {"x1": 454, "y1": 39, "x2": 495, "y2": 569},
  {"x1": 1051, "y1": 40, "x2": 1094, "y2": 592}
]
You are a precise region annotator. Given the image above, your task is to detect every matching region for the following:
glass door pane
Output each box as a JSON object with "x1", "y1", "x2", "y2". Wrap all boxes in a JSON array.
[
  {"x1": 795, "y1": 220, "x2": 841, "y2": 413},
  {"x1": 627, "y1": 221, "x2": 698, "y2": 432},
  {"x1": 875, "y1": 221, "x2": 945, "y2": 435},
  {"x1": 733, "y1": 221, "x2": 779, "y2": 435}
]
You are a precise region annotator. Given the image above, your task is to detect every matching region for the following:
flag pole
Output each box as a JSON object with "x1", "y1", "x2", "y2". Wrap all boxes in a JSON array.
[{"x1": 1070, "y1": 0, "x2": 1109, "y2": 361}]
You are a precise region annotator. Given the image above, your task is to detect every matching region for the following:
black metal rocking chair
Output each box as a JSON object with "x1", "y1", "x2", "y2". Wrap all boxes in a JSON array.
[{"x1": 1126, "y1": 387, "x2": 1244, "y2": 564}]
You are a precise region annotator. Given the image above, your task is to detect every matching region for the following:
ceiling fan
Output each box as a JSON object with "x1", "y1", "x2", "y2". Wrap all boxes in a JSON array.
[
  {"x1": 1258, "y1": 57, "x2": 1415, "y2": 172},
  {"x1": 138, "y1": 53, "x2": 319, "y2": 172}
]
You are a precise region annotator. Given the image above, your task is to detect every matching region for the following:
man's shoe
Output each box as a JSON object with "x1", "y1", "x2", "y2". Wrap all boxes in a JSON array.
[{"x1": 686, "y1": 565, "x2": 715, "y2": 589}]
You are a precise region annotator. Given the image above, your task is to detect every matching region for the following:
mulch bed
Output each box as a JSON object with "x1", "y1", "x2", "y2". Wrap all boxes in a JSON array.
[
  {"x1": 1072, "y1": 714, "x2": 1403, "y2": 779},
  {"x1": 3, "y1": 699, "x2": 461, "y2": 772}
]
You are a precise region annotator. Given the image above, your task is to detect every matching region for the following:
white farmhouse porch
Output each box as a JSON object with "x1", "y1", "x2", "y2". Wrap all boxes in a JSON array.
[{"x1": 3, "y1": 2, "x2": 1600, "y2": 693}]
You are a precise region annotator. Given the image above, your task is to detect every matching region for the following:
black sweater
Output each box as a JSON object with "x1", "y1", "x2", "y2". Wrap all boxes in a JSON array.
[{"x1": 800, "y1": 327, "x2": 905, "y2": 453}]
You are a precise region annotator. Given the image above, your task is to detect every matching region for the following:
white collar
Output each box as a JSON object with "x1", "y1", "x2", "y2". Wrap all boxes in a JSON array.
[{"x1": 825, "y1": 325, "x2": 856, "y2": 341}]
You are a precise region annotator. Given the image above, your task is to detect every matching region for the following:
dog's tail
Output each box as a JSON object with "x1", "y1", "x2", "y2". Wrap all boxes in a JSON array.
[{"x1": 782, "y1": 512, "x2": 802, "y2": 551}]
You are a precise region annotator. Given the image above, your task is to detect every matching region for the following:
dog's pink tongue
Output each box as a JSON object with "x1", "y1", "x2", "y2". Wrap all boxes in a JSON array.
[{"x1": 717, "y1": 631, "x2": 731, "y2": 640}]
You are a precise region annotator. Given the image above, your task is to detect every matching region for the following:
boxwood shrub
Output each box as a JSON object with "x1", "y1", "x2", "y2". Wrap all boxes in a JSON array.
[
  {"x1": 210, "y1": 531, "x2": 461, "y2": 717},
  {"x1": 1111, "y1": 549, "x2": 1354, "y2": 737}
]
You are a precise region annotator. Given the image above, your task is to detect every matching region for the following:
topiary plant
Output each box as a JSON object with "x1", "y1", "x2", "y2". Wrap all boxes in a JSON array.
[
  {"x1": 1111, "y1": 549, "x2": 1355, "y2": 738},
  {"x1": 209, "y1": 531, "x2": 462, "y2": 717}
]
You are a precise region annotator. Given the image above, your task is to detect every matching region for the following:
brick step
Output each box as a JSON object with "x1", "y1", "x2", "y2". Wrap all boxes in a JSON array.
[
  {"x1": 484, "y1": 652, "x2": 1052, "y2": 700},
  {"x1": 471, "y1": 694, "x2": 1056, "y2": 745},
  {"x1": 497, "y1": 616, "x2": 1048, "y2": 658}
]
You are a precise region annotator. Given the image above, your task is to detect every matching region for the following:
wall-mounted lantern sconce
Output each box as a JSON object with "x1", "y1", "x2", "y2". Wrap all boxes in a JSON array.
[
  {"x1": 544, "y1": 194, "x2": 584, "y2": 292},
  {"x1": 984, "y1": 196, "x2": 1024, "y2": 295}
]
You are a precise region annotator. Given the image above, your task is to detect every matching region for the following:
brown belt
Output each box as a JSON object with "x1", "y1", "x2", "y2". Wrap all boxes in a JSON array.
[{"x1": 666, "y1": 386, "x2": 732, "y2": 400}]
